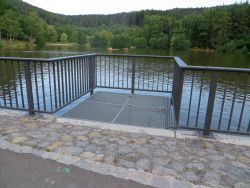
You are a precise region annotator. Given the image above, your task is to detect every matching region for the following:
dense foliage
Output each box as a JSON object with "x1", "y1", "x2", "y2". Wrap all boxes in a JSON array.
[{"x1": 0, "y1": 0, "x2": 249, "y2": 53}]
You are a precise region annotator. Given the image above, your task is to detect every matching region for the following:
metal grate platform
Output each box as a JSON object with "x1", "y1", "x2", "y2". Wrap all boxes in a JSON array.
[{"x1": 63, "y1": 91, "x2": 172, "y2": 129}]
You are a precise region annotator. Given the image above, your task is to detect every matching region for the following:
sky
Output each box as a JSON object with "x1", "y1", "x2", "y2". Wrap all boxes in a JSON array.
[{"x1": 22, "y1": 0, "x2": 244, "y2": 15}]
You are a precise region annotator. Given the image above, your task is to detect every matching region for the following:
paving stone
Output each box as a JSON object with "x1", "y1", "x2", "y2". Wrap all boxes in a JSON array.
[
  {"x1": 132, "y1": 138, "x2": 147, "y2": 145},
  {"x1": 61, "y1": 135, "x2": 73, "y2": 141},
  {"x1": 152, "y1": 165, "x2": 177, "y2": 176},
  {"x1": 46, "y1": 141, "x2": 64, "y2": 151},
  {"x1": 12, "y1": 136, "x2": 28, "y2": 144},
  {"x1": 153, "y1": 157, "x2": 170, "y2": 166},
  {"x1": 118, "y1": 159, "x2": 135, "y2": 168},
  {"x1": 57, "y1": 146, "x2": 83, "y2": 155},
  {"x1": 232, "y1": 161, "x2": 249, "y2": 169},
  {"x1": 136, "y1": 159, "x2": 151, "y2": 171},
  {"x1": 117, "y1": 140, "x2": 127, "y2": 145},
  {"x1": 104, "y1": 156, "x2": 115, "y2": 164},
  {"x1": 182, "y1": 171, "x2": 199, "y2": 182},
  {"x1": 187, "y1": 162, "x2": 205, "y2": 170},
  {"x1": 81, "y1": 152, "x2": 96, "y2": 160},
  {"x1": 203, "y1": 170, "x2": 220, "y2": 187},
  {"x1": 117, "y1": 146, "x2": 132, "y2": 155},
  {"x1": 37, "y1": 142, "x2": 51, "y2": 148},
  {"x1": 76, "y1": 135, "x2": 88, "y2": 141},
  {"x1": 88, "y1": 131, "x2": 102, "y2": 138}
]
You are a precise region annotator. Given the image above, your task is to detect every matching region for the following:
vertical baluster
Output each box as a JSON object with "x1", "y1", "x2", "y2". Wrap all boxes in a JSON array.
[
  {"x1": 156, "y1": 64, "x2": 160, "y2": 91},
  {"x1": 142, "y1": 62, "x2": 145, "y2": 90},
  {"x1": 113, "y1": 57, "x2": 115, "y2": 88},
  {"x1": 24, "y1": 61, "x2": 35, "y2": 115},
  {"x1": 122, "y1": 56, "x2": 125, "y2": 88},
  {"x1": 187, "y1": 70, "x2": 195, "y2": 126},
  {"x1": 48, "y1": 63, "x2": 53, "y2": 112},
  {"x1": 57, "y1": 61, "x2": 61, "y2": 107},
  {"x1": 40, "y1": 62, "x2": 46, "y2": 111},
  {"x1": 237, "y1": 74, "x2": 249, "y2": 132},
  {"x1": 1, "y1": 61, "x2": 6, "y2": 107},
  {"x1": 11, "y1": 61, "x2": 18, "y2": 108},
  {"x1": 228, "y1": 73, "x2": 239, "y2": 131},
  {"x1": 68, "y1": 59, "x2": 72, "y2": 101},
  {"x1": 203, "y1": 73, "x2": 218, "y2": 136},
  {"x1": 64, "y1": 60, "x2": 68, "y2": 104},
  {"x1": 152, "y1": 61, "x2": 155, "y2": 90},
  {"x1": 195, "y1": 70, "x2": 204, "y2": 127},
  {"x1": 61, "y1": 60, "x2": 65, "y2": 105},
  {"x1": 218, "y1": 73, "x2": 228, "y2": 130},
  {"x1": 126, "y1": 57, "x2": 129, "y2": 88},
  {"x1": 99, "y1": 56, "x2": 102, "y2": 86},
  {"x1": 33, "y1": 62, "x2": 40, "y2": 110},
  {"x1": 71, "y1": 59, "x2": 74, "y2": 99},
  {"x1": 147, "y1": 63, "x2": 150, "y2": 90},
  {"x1": 104, "y1": 56, "x2": 107, "y2": 87},
  {"x1": 79, "y1": 58, "x2": 83, "y2": 95},
  {"x1": 17, "y1": 62, "x2": 25, "y2": 109},
  {"x1": 118, "y1": 56, "x2": 120, "y2": 88},
  {"x1": 108, "y1": 56, "x2": 111, "y2": 87},
  {"x1": 5, "y1": 60, "x2": 12, "y2": 107},
  {"x1": 161, "y1": 64, "x2": 165, "y2": 91},
  {"x1": 52, "y1": 62, "x2": 57, "y2": 110},
  {"x1": 166, "y1": 61, "x2": 171, "y2": 91}
]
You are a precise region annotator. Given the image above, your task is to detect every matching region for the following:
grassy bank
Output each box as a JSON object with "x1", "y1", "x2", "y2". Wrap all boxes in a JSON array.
[{"x1": 0, "y1": 40, "x2": 35, "y2": 50}]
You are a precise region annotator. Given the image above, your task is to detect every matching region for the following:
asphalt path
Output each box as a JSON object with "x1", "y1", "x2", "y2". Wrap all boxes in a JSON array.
[{"x1": 0, "y1": 149, "x2": 152, "y2": 188}]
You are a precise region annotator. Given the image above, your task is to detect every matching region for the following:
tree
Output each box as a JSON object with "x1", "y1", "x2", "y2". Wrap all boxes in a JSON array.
[
  {"x1": 91, "y1": 29, "x2": 113, "y2": 47},
  {"x1": 22, "y1": 11, "x2": 47, "y2": 46},
  {"x1": 134, "y1": 37, "x2": 147, "y2": 48},
  {"x1": 46, "y1": 25, "x2": 57, "y2": 43},
  {"x1": 0, "y1": 10, "x2": 22, "y2": 41},
  {"x1": 60, "y1": 33, "x2": 68, "y2": 43},
  {"x1": 78, "y1": 30, "x2": 87, "y2": 45},
  {"x1": 171, "y1": 33, "x2": 191, "y2": 50}
]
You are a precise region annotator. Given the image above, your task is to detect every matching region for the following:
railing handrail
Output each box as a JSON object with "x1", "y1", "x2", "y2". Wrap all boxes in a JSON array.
[
  {"x1": 97, "y1": 53, "x2": 174, "y2": 59},
  {"x1": 1, "y1": 53, "x2": 249, "y2": 73},
  {"x1": 0, "y1": 53, "x2": 97, "y2": 62},
  {"x1": 184, "y1": 65, "x2": 250, "y2": 73}
]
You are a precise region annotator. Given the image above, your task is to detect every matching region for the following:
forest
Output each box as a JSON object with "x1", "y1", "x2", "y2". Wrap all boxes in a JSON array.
[{"x1": 0, "y1": 0, "x2": 250, "y2": 53}]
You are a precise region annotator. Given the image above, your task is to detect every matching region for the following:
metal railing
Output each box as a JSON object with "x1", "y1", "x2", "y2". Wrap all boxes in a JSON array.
[{"x1": 0, "y1": 53, "x2": 249, "y2": 135}]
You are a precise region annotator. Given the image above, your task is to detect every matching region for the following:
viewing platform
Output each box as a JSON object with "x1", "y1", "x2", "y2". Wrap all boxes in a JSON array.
[
  {"x1": 0, "y1": 53, "x2": 250, "y2": 188},
  {"x1": 63, "y1": 91, "x2": 172, "y2": 129}
]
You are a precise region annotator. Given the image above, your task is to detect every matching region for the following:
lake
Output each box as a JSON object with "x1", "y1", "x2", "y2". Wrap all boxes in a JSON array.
[{"x1": 0, "y1": 46, "x2": 249, "y2": 133}]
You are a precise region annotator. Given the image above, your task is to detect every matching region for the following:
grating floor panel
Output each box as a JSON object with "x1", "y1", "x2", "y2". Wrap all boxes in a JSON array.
[{"x1": 63, "y1": 91, "x2": 172, "y2": 129}]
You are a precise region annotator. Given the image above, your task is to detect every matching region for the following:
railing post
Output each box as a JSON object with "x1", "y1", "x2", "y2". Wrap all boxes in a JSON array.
[
  {"x1": 172, "y1": 63, "x2": 184, "y2": 125},
  {"x1": 131, "y1": 59, "x2": 136, "y2": 94},
  {"x1": 203, "y1": 73, "x2": 218, "y2": 136},
  {"x1": 24, "y1": 61, "x2": 35, "y2": 115},
  {"x1": 89, "y1": 55, "x2": 96, "y2": 95}
]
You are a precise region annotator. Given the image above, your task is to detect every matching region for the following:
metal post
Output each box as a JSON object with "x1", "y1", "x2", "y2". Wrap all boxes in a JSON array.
[
  {"x1": 89, "y1": 55, "x2": 96, "y2": 95},
  {"x1": 24, "y1": 62, "x2": 35, "y2": 115},
  {"x1": 131, "y1": 59, "x2": 136, "y2": 94},
  {"x1": 172, "y1": 63, "x2": 184, "y2": 125},
  {"x1": 203, "y1": 73, "x2": 218, "y2": 136}
]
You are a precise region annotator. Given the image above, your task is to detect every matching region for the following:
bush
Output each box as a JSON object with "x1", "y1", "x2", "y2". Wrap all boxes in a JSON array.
[
  {"x1": 171, "y1": 33, "x2": 191, "y2": 50},
  {"x1": 134, "y1": 37, "x2": 147, "y2": 48}
]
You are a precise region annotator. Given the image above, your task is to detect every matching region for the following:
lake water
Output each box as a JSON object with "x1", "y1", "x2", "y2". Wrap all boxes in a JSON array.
[{"x1": 0, "y1": 46, "x2": 249, "y2": 133}]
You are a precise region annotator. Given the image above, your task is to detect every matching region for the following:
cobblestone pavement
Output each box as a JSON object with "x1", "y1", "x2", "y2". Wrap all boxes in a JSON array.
[{"x1": 0, "y1": 111, "x2": 249, "y2": 188}]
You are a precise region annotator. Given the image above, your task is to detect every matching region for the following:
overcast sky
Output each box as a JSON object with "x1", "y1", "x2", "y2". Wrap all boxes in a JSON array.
[{"x1": 22, "y1": 0, "x2": 244, "y2": 15}]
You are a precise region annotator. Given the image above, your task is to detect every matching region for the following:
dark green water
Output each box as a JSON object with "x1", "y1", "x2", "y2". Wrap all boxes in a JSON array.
[{"x1": 1, "y1": 46, "x2": 249, "y2": 68}]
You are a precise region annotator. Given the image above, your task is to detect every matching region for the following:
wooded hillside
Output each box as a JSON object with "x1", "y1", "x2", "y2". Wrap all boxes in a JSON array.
[{"x1": 0, "y1": 0, "x2": 249, "y2": 53}]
